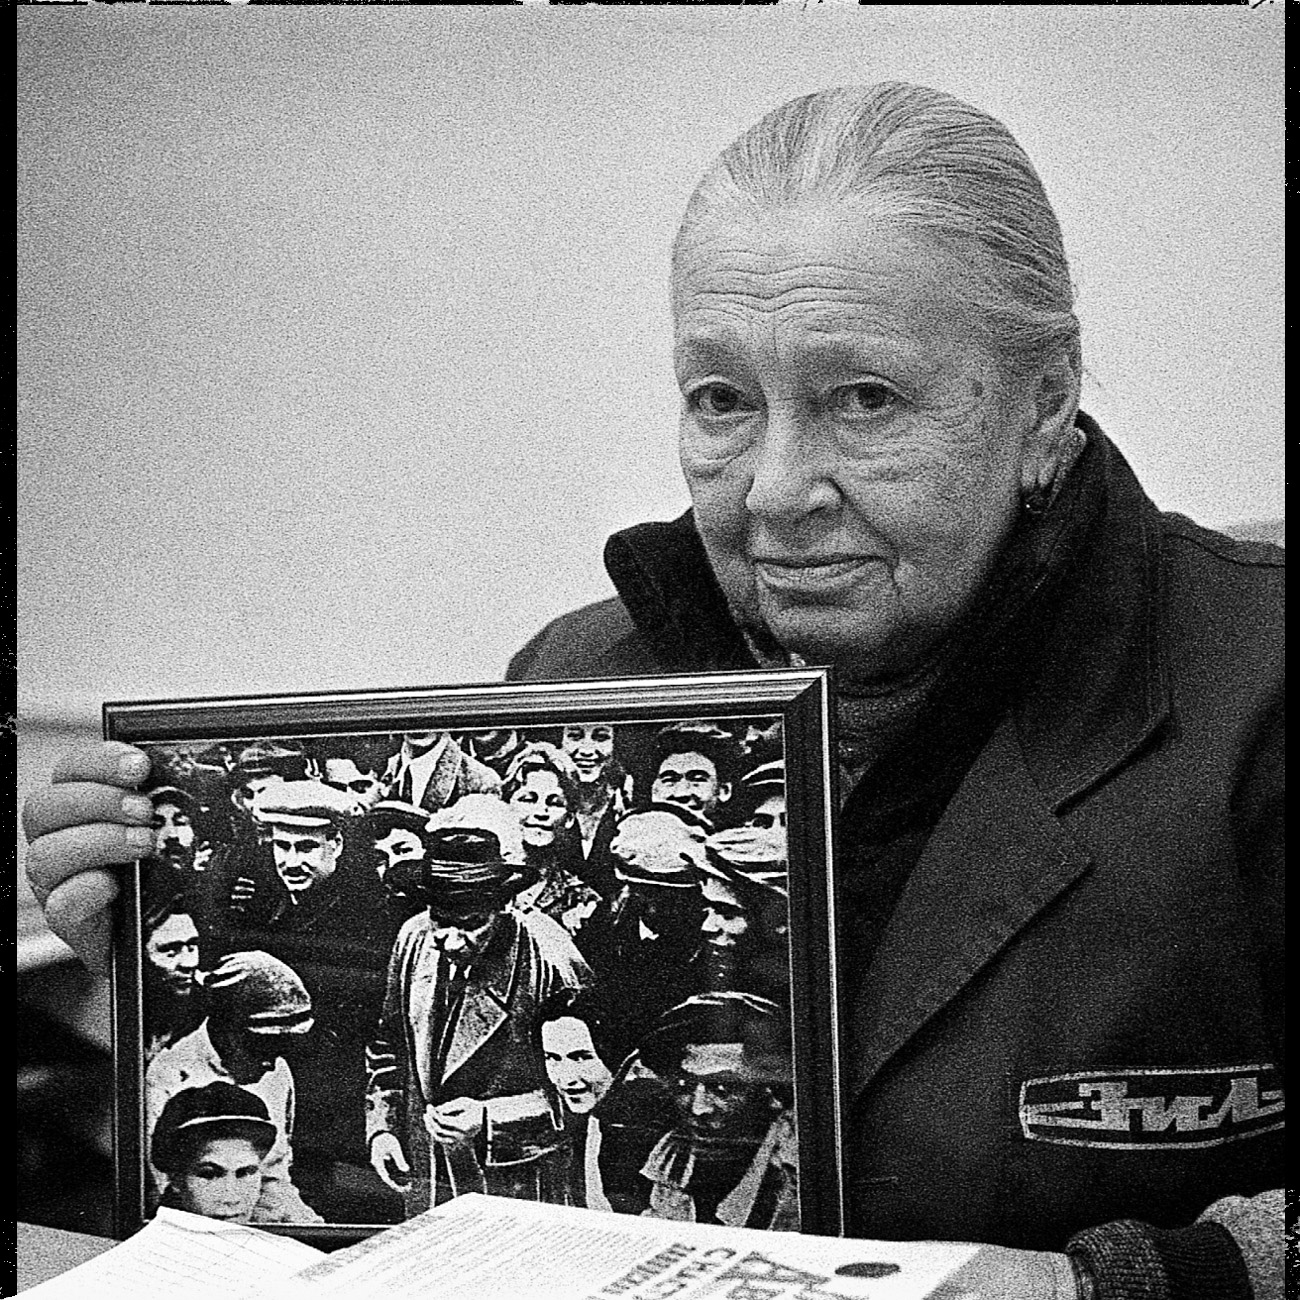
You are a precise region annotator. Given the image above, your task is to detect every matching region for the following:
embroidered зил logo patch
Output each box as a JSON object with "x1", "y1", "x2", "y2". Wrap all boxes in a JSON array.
[{"x1": 1019, "y1": 1064, "x2": 1284, "y2": 1149}]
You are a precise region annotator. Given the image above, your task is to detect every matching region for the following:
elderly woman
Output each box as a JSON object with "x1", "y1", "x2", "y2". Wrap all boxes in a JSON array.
[{"x1": 24, "y1": 83, "x2": 1282, "y2": 1299}]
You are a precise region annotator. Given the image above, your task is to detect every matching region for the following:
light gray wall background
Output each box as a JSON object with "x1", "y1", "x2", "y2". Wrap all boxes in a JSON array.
[{"x1": 18, "y1": 5, "x2": 1284, "y2": 724}]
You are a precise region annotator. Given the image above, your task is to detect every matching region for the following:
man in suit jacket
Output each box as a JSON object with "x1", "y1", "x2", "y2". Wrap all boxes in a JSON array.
[{"x1": 381, "y1": 731, "x2": 501, "y2": 812}]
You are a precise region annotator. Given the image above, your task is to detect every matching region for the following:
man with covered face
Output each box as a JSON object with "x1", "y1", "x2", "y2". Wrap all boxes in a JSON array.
[
  {"x1": 580, "y1": 804, "x2": 711, "y2": 1046},
  {"x1": 365, "y1": 795, "x2": 590, "y2": 1213},
  {"x1": 362, "y1": 798, "x2": 440, "y2": 941}
]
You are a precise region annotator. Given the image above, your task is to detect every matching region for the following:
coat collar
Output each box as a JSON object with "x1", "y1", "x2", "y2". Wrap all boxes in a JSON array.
[{"x1": 1011, "y1": 416, "x2": 1170, "y2": 810}]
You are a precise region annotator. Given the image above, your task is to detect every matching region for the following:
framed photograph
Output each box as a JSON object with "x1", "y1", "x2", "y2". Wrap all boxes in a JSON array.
[{"x1": 105, "y1": 669, "x2": 841, "y2": 1246}]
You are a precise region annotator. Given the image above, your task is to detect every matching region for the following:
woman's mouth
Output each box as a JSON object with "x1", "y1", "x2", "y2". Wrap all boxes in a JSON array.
[{"x1": 753, "y1": 555, "x2": 878, "y2": 595}]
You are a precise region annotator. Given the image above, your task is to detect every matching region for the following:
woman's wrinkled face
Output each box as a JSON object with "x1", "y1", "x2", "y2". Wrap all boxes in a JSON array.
[{"x1": 673, "y1": 204, "x2": 1048, "y2": 677}]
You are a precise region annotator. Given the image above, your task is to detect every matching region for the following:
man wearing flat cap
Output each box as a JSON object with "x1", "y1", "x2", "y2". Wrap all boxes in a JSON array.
[
  {"x1": 201, "y1": 779, "x2": 364, "y2": 934},
  {"x1": 632, "y1": 991, "x2": 798, "y2": 1230},
  {"x1": 365, "y1": 794, "x2": 590, "y2": 1213},
  {"x1": 145, "y1": 948, "x2": 322, "y2": 1224}
]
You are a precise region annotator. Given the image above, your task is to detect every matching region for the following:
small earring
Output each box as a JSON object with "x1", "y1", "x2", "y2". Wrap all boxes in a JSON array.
[{"x1": 1022, "y1": 480, "x2": 1052, "y2": 516}]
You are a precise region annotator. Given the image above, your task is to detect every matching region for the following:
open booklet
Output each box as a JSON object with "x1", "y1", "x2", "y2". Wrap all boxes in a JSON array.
[{"x1": 18, "y1": 1196, "x2": 982, "y2": 1300}]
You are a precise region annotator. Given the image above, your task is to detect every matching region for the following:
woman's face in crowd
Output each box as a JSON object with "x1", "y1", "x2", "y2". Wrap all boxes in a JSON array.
[
  {"x1": 673, "y1": 203, "x2": 1055, "y2": 678},
  {"x1": 561, "y1": 725, "x2": 615, "y2": 786},
  {"x1": 174, "y1": 1136, "x2": 264, "y2": 1222},
  {"x1": 541, "y1": 1016, "x2": 615, "y2": 1115},
  {"x1": 509, "y1": 769, "x2": 572, "y2": 848}
]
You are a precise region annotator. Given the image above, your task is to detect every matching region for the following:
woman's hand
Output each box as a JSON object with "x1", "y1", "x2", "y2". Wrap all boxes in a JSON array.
[
  {"x1": 22, "y1": 741, "x2": 156, "y2": 975},
  {"x1": 931, "y1": 1246, "x2": 1079, "y2": 1298}
]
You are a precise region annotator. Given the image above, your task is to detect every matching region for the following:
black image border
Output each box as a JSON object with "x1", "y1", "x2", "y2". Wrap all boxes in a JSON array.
[{"x1": 105, "y1": 667, "x2": 843, "y2": 1247}]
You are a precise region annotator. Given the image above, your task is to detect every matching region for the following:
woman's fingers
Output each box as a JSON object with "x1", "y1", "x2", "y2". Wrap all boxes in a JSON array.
[
  {"x1": 49, "y1": 741, "x2": 151, "y2": 789},
  {"x1": 42, "y1": 869, "x2": 120, "y2": 977},
  {"x1": 20, "y1": 742, "x2": 154, "y2": 977},
  {"x1": 25, "y1": 821, "x2": 154, "y2": 902},
  {"x1": 22, "y1": 782, "x2": 155, "y2": 844}
]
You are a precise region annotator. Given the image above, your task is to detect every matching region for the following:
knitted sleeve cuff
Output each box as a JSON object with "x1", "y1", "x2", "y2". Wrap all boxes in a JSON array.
[{"x1": 1067, "y1": 1218, "x2": 1251, "y2": 1300}]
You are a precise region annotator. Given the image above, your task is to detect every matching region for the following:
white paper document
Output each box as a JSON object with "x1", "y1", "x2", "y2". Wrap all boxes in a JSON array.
[
  {"x1": 271, "y1": 1195, "x2": 978, "y2": 1300},
  {"x1": 17, "y1": 1207, "x2": 326, "y2": 1299},
  {"x1": 22, "y1": 1197, "x2": 979, "y2": 1300}
]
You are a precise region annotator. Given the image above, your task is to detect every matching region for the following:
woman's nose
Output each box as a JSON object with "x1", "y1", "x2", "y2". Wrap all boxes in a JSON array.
[{"x1": 744, "y1": 409, "x2": 838, "y2": 524}]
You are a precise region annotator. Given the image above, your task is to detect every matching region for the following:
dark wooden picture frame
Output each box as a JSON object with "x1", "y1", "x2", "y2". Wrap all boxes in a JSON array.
[{"x1": 105, "y1": 669, "x2": 841, "y2": 1246}]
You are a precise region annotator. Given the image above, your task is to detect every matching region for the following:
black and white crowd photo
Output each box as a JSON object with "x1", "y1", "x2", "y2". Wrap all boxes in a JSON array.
[{"x1": 134, "y1": 718, "x2": 801, "y2": 1232}]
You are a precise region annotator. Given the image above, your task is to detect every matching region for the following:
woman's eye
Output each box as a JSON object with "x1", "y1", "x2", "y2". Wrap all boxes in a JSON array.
[
  {"x1": 830, "y1": 382, "x2": 897, "y2": 417},
  {"x1": 688, "y1": 384, "x2": 750, "y2": 418}
]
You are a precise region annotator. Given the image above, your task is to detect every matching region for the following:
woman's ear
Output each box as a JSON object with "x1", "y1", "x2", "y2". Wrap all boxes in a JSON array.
[{"x1": 1020, "y1": 353, "x2": 1082, "y2": 501}]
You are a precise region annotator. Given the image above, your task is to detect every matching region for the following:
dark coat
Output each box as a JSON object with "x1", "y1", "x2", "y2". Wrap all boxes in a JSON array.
[
  {"x1": 505, "y1": 422, "x2": 1284, "y2": 1253},
  {"x1": 365, "y1": 907, "x2": 591, "y2": 1213}
]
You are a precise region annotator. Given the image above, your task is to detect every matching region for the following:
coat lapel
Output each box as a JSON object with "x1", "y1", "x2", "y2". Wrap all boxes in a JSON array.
[
  {"x1": 441, "y1": 921, "x2": 520, "y2": 1084},
  {"x1": 422, "y1": 738, "x2": 463, "y2": 814},
  {"x1": 845, "y1": 718, "x2": 1092, "y2": 1103}
]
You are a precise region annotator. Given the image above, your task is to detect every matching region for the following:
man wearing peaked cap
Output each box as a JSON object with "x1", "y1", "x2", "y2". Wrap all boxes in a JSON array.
[
  {"x1": 150, "y1": 1080, "x2": 280, "y2": 1223},
  {"x1": 366, "y1": 792, "x2": 590, "y2": 1214},
  {"x1": 735, "y1": 759, "x2": 786, "y2": 843},
  {"x1": 145, "y1": 949, "x2": 322, "y2": 1225},
  {"x1": 202, "y1": 780, "x2": 362, "y2": 935},
  {"x1": 633, "y1": 991, "x2": 797, "y2": 1231}
]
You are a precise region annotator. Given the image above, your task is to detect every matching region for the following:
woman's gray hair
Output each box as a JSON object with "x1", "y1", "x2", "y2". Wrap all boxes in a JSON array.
[{"x1": 674, "y1": 82, "x2": 1081, "y2": 383}]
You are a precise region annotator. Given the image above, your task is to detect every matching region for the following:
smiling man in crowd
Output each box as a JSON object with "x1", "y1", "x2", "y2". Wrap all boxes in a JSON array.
[{"x1": 649, "y1": 723, "x2": 739, "y2": 829}]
